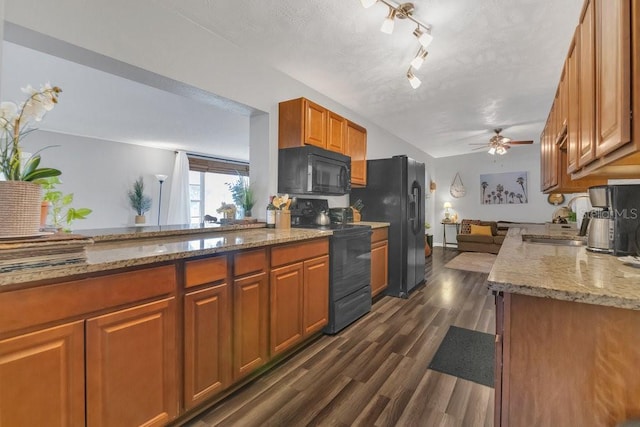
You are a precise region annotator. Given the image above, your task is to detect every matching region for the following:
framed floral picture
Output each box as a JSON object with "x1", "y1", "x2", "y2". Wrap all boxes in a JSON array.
[{"x1": 480, "y1": 171, "x2": 528, "y2": 205}]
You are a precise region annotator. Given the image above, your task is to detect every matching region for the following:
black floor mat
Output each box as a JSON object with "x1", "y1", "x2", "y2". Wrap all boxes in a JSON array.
[{"x1": 428, "y1": 325, "x2": 494, "y2": 388}]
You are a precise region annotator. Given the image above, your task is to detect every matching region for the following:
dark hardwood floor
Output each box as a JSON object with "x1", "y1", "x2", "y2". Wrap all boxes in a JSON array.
[{"x1": 186, "y1": 247, "x2": 495, "y2": 427}]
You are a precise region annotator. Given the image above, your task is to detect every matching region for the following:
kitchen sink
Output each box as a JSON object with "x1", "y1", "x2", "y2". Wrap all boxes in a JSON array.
[{"x1": 522, "y1": 236, "x2": 586, "y2": 246}]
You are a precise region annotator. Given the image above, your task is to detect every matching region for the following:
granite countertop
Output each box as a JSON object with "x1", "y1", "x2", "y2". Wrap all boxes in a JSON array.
[
  {"x1": 0, "y1": 227, "x2": 332, "y2": 287},
  {"x1": 487, "y1": 225, "x2": 640, "y2": 310},
  {"x1": 78, "y1": 222, "x2": 266, "y2": 242}
]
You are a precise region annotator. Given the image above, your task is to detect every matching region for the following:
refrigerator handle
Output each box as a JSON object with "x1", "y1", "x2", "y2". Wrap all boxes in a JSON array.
[{"x1": 410, "y1": 180, "x2": 422, "y2": 235}]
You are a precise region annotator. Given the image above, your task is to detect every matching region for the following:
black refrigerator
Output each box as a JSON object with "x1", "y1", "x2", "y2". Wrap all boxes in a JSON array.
[{"x1": 351, "y1": 155, "x2": 425, "y2": 298}]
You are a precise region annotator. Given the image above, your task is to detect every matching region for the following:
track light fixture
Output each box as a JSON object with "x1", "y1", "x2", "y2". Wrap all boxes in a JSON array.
[
  {"x1": 360, "y1": 1, "x2": 433, "y2": 88},
  {"x1": 380, "y1": 7, "x2": 397, "y2": 34},
  {"x1": 360, "y1": 0, "x2": 377, "y2": 8},
  {"x1": 410, "y1": 47, "x2": 428, "y2": 70},
  {"x1": 407, "y1": 69, "x2": 421, "y2": 89}
]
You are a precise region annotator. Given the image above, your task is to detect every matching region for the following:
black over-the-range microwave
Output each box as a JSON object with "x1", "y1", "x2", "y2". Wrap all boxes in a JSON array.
[{"x1": 278, "y1": 146, "x2": 351, "y2": 195}]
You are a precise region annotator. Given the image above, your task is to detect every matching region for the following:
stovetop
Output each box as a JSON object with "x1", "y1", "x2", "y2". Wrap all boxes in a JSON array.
[{"x1": 290, "y1": 198, "x2": 370, "y2": 235}]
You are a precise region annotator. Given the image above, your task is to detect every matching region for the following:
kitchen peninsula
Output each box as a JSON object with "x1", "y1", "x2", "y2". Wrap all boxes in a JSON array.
[
  {"x1": 0, "y1": 224, "x2": 338, "y2": 426},
  {"x1": 488, "y1": 226, "x2": 640, "y2": 426}
]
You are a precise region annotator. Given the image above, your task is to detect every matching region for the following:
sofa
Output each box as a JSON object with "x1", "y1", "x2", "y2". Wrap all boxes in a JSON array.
[{"x1": 456, "y1": 219, "x2": 507, "y2": 254}]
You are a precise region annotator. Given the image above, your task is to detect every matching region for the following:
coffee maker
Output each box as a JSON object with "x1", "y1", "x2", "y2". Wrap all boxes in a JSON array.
[
  {"x1": 609, "y1": 184, "x2": 640, "y2": 256},
  {"x1": 585, "y1": 185, "x2": 613, "y2": 253}
]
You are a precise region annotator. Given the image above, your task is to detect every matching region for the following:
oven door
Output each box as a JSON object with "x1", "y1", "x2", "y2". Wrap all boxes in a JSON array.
[
  {"x1": 330, "y1": 228, "x2": 371, "y2": 300},
  {"x1": 309, "y1": 154, "x2": 350, "y2": 195}
]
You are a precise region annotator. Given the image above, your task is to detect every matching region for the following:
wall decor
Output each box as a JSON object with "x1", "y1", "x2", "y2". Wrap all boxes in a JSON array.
[
  {"x1": 480, "y1": 171, "x2": 528, "y2": 204},
  {"x1": 450, "y1": 172, "x2": 466, "y2": 198}
]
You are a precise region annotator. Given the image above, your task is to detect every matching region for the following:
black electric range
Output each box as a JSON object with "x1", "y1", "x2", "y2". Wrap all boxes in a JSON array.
[{"x1": 291, "y1": 198, "x2": 372, "y2": 334}]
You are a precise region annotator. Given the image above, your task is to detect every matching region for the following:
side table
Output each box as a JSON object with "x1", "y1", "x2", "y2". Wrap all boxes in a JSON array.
[{"x1": 441, "y1": 221, "x2": 461, "y2": 248}]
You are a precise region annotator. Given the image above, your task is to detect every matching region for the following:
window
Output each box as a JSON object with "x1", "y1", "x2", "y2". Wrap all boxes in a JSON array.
[{"x1": 187, "y1": 155, "x2": 249, "y2": 224}]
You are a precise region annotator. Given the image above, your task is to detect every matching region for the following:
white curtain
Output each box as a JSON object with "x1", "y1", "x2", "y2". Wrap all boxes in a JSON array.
[{"x1": 166, "y1": 151, "x2": 191, "y2": 225}]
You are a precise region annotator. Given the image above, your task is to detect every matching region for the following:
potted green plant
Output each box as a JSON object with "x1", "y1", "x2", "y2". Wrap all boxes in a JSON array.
[
  {"x1": 128, "y1": 177, "x2": 152, "y2": 224},
  {"x1": 226, "y1": 175, "x2": 255, "y2": 218},
  {"x1": 0, "y1": 84, "x2": 63, "y2": 237},
  {"x1": 40, "y1": 177, "x2": 92, "y2": 232}
]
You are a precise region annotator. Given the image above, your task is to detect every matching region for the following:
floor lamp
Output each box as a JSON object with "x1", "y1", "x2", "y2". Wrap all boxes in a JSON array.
[{"x1": 155, "y1": 174, "x2": 168, "y2": 226}]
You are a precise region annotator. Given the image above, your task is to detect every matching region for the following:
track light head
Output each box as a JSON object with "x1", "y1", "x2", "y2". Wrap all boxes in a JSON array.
[
  {"x1": 407, "y1": 69, "x2": 421, "y2": 89},
  {"x1": 380, "y1": 7, "x2": 397, "y2": 34},
  {"x1": 413, "y1": 26, "x2": 433, "y2": 48},
  {"x1": 410, "y1": 47, "x2": 428, "y2": 70},
  {"x1": 360, "y1": 0, "x2": 377, "y2": 8}
]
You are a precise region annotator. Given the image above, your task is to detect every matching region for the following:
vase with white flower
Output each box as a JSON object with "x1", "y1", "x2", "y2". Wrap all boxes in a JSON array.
[{"x1": 0, "y1": 84, "x2": 63, "y2": 237}]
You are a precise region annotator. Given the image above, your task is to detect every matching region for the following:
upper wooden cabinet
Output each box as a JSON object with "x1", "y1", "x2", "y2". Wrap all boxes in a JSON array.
[
  {"x1": 327, "y1": 111, "x2": 346, "y2": 153},
  {"x1": 346, "y1": 121, "x2": 367, "y2": 187},
  {"x1": 543, "y1": 0, "x2": 635, "y2": 185},
  {"x1": 561, "y1": 0, "x2": 639, "y2": 179},
  {"x1": 279, "y1": 97, "x2": 368, "y2": 184}
]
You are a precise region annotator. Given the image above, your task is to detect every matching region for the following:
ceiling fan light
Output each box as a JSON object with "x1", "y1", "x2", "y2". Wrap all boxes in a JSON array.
[
  {"x1": 410, "y1": 48, "x2": 428, "y2": 70},
  {"x1": 407, "y1": 70, "x2": 421, "y2": 89},
  {"x1": 488, "y1": 147, "x2": 496, "y2": 155},
  {"x1": 360, "y1": 0, "x2": 377, "y2": 8},
  {"x1": 413, "y1": 27, "x2": 433, "y2": 48},
  {"x1": 497, "y1": 146, "x2": 507, "y2": 155},
  {"x1": 380, "y1": 8, "x2": 396, "y2": 34}
]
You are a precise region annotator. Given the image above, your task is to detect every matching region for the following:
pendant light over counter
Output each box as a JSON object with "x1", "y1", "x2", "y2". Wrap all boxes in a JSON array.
[{"x1": 359, "y1": 0, "x2": 433, "y2": 89}]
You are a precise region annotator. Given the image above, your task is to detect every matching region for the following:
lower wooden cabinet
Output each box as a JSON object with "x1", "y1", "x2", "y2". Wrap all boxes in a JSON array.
[
  {"x1": 270, "y1": 262, "x2": 305, "y2": 355},
  {"x1": 370, "y1": 227, "x2": 389, "y2": 297},
  {"x1": 303, "y1": 255, "x2": 329, "y2": 335},
  {"x1": 495, "y1": 292, "x2": 640, "y2": 426},
  {"x1": 0, "y1": 321, "x2": 85, "y2": 427},
  {"x1": 184, "y1": 284, "x2": 231, "y2": 410},
  {"x1": 233, "y1": 271, "x2": 269, "y2": 380},
  {"x1": 86, "y1": 298, "x2": 177, "y2": 427}
]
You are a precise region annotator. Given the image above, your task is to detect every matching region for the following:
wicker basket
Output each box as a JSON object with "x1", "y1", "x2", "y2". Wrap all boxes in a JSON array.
[{"x1": 0, "y1": 181, "x2": 43, "y2": 237}]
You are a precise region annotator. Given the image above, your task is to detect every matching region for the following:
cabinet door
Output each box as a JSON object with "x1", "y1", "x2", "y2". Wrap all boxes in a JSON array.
[
  {"x1": 270, "y1": 262, "x2": 304, "y2": 356},
  {"x1": 578, "y1": 0, "x2": 596, "y2": 167},
  {"x1": 303, "y1": 255, "x2": 329, "y2": 335},
  {"x1": 304, "y1": 99, "x2": 327, "y2": 148},
  {"x1": 594, "y1": 0, "x2": 631, "y2": 157},
  {"x1": 346, "y1": 122, "x2": 367, "y2": 187},
  {"x1": 549, "y1": 102, "x2": 559, "y2": 189},
  {"x1": 370, "y1": 240, "x2": 389, "y2": 298},
  {"x1": 86, "y1": 298, "x2": 177, "y2": 427},
  {"x1": 0, "y1": 321, "x2": 85, "y2": 427},
  {"x1": 567, "y1": 32, "x2": 580, "y2": 173},
  {"x1": 233, "y1": 272, "x2": 269, "y2": 380},
  {"x1": 184, "y1": 284, "x2": 231, "y2": 410},
  {"x1": 327, "y1": 111, "x2": 346, "y2": 153}
]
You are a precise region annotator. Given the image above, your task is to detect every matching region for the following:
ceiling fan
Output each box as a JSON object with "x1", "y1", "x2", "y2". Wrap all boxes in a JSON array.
[{"x1": 471, "y1": 128, "x2": 534, "y2": 155}]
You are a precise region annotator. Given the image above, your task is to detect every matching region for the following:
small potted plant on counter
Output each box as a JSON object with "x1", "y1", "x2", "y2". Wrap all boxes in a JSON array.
[
  {"x1": 425, "y1": 222, "x2": 433, "y2": 257},
  {"x1": 128, "y1": 177, "x2": 152, "y2": 224}
]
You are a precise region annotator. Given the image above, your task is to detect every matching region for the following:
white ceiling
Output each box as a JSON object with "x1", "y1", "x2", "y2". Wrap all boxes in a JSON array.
[{"x1": 2, "y1": 0, "x2": 584, "y2": 159}]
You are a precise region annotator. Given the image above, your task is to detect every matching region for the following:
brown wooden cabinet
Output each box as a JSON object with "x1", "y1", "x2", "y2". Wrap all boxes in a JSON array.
[
  {"x1": 270, "y1": 238, "x2": 329, "y2": 356},
  {"x1": 495, "y1": 292, "x2": 640, "y2": 426},
  {"x1": 279, "y1": 97, "x2": 327, "y2": 149},
  {"x1": 346, "y1": 121, "x2": 367, "y2": 187},
  {"x1": 561, "y1": 0, "x2": 639, "y2": 179},
  {"x1": 232, "y1": 258, "x2": 269, "y2": 380},
  {"x1": 86, "y1": 297, "x2": 178, "y2": 427},
  {"x1": 370, "y1": 227, "x2": 389, "y2": 298},
  {"x1": 594, "y1": 0, "x2": 631, "y2": 157},
  {"x1": 183, "y1": 283, "x2": 231, "y2": 410},
  {"x1": 327, "y1": 111, "x2": 346, "y2": 153},
  {"x1": 0, "y1": 321, "x2": 85, "y2": 426}
]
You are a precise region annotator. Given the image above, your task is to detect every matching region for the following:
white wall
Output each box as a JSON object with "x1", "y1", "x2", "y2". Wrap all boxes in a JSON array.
[
  {"x1": 23, "y1": 131, "x2": 175, "y2": 230},
  {"x1": 3, "y1": 0, "x2": 435, "y2": 227},
  {"x1": 432, "y1": 144, "x2": 557, "y2": 245}
]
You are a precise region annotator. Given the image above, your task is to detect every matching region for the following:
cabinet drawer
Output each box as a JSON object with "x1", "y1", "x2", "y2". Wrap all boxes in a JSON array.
[
  {"x1": 234, "y1": 248, "x2": 267, "y2": 277},
  {"x1": 371, "y1": 227, "x2": 388, "y2": 243},
  {"x1": 0, "y1": 265, "x2": 176, "y2": 336},
  {"x1": 271, "y1": 238, "x2": 329, "y2": 268},
  {"x1": 185, "y1": 255, "x2": 228, "y2": 288}
]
